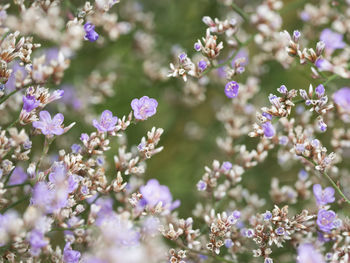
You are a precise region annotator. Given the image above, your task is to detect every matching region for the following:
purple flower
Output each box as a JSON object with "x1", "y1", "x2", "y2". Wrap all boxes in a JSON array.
[
  {"x1": 93, "y1": 110, "x2": 118, "y2": 132},
  {"x1": 217, "y1": 49, "x2": 248, "y2": 78},
  {"x1": 275, "y1": 227, "x2": 285, "y2": 235},
  {"x1": 263, "y1": 211, "x2": 272, "y2": 221},
  {"x1": 224, "y1": 81, "x2": 239, "y2": 98},
  {"x1": 224, "y1": 239, "x2": 233, "y2": 248},
  {"x1": 320, "y1": 29, "x2": 345, "y2": 51},
  {"x1": 84, "y1": 22, "x2": 99, "y2": 42},
  {"x1": 63, "y1": 242, "x2": 81, "y2": 263},
  {"x1": 232, "y1": 210, "x2": 241, "y2": 219},
  {"x1": 318, "y1": 118, "x2": 327, "y2": 132},
  {"x1": 315, "y1": 58, "x2": 333, "y2": 71},
  {"x1": 196, "y1": 180, "x2": 207, "y2": 191},
  {"x1": 33, "y1": 111, "x2": 64, "y2": 137},
  {"x1": 298, "y1": 170, "x2": 308, "y2": 181},
  {"x1": 262, "y1": 112, "x2": 272, "y2": 120},
  {"x1": 8, "y1": 167, "x2": 28, "y2": 186},
  {"x1": 315, "y1": 84, "x2": 325, "y2": 97},
  {"x1": 5, "y1": 62, "x2": 27, "y2": 91},
  {"x1": 333, "y1": 87, "x2": 350, "y2": 113},
  {"x1": 279, "y1": 136, "x2": 288, "y2": 145},
  {"x1": 295, "y1": 143, "x2": 305, "y2": 153},
  {"x1": 317, "y1": 209, "x2": 337, "y2": 232},
  {"x1": 313, "y1": 184, "x2": 335, "y2": 206},
  {"x1": 221, "y1": 161, "x2": 232, "y2": 171},
  {"x1": 31, "y1": 182, "x2": 53, "y2": 210},
  {"x1": 194, "y1": 42, "x2": 201, "y2": 51},
  {"x1": 261, "y1": 121, "x2": 275, "y2": 138},
  {"x1": 71, "y1": 144, "x2": 82, "y2": 154},
  {"x1": 131, "y1": 96, "x2": 158, "y2": 120},
  {"x1": 45, "y1": 48, "x2": 59, "y2": 63},
  {"x1": 48, "y1": 162, "x2": 67, "y2": 184},
  {"x1": 178, "y1": 53, "x2": 187, "y2": 63},
  {"x1": 278, "y1": 85, "x2": 288, "y2": 94},
  {"x1": 293, "y1": 30, "x2": 301, "y2": 42},
  {"x1": 31, "y1": 181, "x2": 68, "y2": 213},
  {"x1": 80, "y1": 133, "x2": 89, "y2": 142},
  {"x1": 22, "y1": 94, "x2": 40, "y2": 112},
  {"x1": 28, "y1": 230, "x2": 48, "y2": 256},
  {"x1": 297, "y1": 243, "x2": 325, "y2": 263},
  {"x1": 61, "y1": 85, "x2": 82, "y2": 110},
  {"x1": 198, "y1": 60, "x2": 207, "y2": 72},
  {"x1": 139, "y1": 179, "x2": 180, "y2": 210}
]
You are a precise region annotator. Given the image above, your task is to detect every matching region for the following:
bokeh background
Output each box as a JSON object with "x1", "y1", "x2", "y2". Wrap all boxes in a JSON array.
[{"x1": 39, "y1": 0, "x2": 347, "y2": 216}]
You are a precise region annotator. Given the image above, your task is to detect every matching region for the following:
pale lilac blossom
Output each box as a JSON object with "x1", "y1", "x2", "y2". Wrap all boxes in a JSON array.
[
  {"x1": 313, "y1": 184, "x2": 335, "y2": 206},
  {"x1": 320, "y1": 29, "x2": 345, "y2": 52},
  {"x1": 333, "y1": 87, "x2": 350, "y2": 113},
  {"x1": 131, "y1": 96, "x2": 158, "y2": 120},
  {"x1": 139, "y1": 179, "x2": 180, "y2": 210},
  {"x1": 297, "y1": 243, "x2": 325, "y2": 263},
  {"x1": 33, "y1": 111, "x2": 65, "y2": 137},
  {"x1": 224, "y1": 81, "x2": 239, "y2": 98},
  {"x1": 317, "y1": 209, "x2": 337, "y2": 232},
  {"x1": 93, "y1": 110, "x2": 118, "y2": 132}
]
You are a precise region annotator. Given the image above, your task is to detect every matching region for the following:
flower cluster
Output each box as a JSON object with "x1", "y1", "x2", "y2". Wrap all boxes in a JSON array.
[{"x1": 1, "y1": 0, "x2": 350, "y2": 263}]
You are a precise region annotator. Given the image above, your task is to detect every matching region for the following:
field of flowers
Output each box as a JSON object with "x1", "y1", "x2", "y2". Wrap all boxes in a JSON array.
[{"x1": 1, "y1": 0, "x2": 350, "y2": 262}]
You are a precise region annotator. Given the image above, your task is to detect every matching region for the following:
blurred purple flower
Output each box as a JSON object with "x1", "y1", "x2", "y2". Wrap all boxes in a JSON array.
[
  {"x1": 139, "y1": 179, "x2": 180, "y2": 210},
  {"x1": 131, "y1": 96, "x2": 158, "y2": 120},
  {"x1": 320, "y1": 29, "x2": 345, "y2": 51},
  {"x1": 84, "y1": 22, "x2": 99, "y2": 42},
  {"x1": 45, "y1": 48, "x2": 59, "y2": 64},
  {"x1": 198, "y1": 60, "x2": 207, "y2": 72},
  {"x1": 28, "y1": 229, "x2": 48, "y2": 256},
  {"x1": 217, "y1": 49, "x2": 248, "y2": 78},
  {"x1": 61, "y1": 85, "x2": 82, "y2": 110},
  {"x1": 63, "y1": 242, "x2": 81, "y2": 263},
  {"x1": 317, "y1": 209, "x2": 336, "y2": 232},
  {"x1": 315, "y1": 58, "x2": 333, "y2": 71},
  {"x1": 333, "y1": 87, "x2": 350, "y2": 113},
  {"x1": 48, "y1": 162, "x2": 67, "y2": 184},
  {"x1": 71, "y1": 144, "x2": 82, "y2": 154},
  {"x1": 297, "y1": 243, "x2": 324, "y2": 263},
  {"x1": 5, "y1": 62, "x2": 27, "y2": 91},
  {"x1": 93, "y1": 110, "x2": 118, "y2": 132},
  {"x1": 221, "y1": 161, "x2": 232, "y2": 171},
  {"x1": 33, "y1": 111, "x2": 65, "y2": 136},
  {"x1": 262, "y1": 121, "x2": 275, "y2": 138},
  {"x1": 315, "y1": 84, "x2": 325, "y2": 97},
  {"x1": 196, "y1": 180, "x2": 207, "y2": 191},
  {"x1": 8, "y1": 167, "x2": 28, "y2": 186},
  {"x1": 225, "y1": 81, "x2": 239, "y2": 98}
]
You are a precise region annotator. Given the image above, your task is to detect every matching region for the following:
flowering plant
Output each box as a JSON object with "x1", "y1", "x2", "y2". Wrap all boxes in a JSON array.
[{"x1": 1, "y1": 0, "x2": 350, "y2": 263}]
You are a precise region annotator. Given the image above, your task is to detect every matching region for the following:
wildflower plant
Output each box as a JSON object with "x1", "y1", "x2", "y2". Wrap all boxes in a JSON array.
[{"x1": 0, "y1": 0, "x2": 350, "y2": 263}]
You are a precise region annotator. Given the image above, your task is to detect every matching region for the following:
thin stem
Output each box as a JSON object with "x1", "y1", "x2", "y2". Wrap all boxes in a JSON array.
[
  {"x1": 4, "y1": 181, "x2": 31, "y2": 189},
  {"x1": 322, "y1": 74, "x2": 338, "y2": 87},
  {"x1": 231, "y1": 2, "x2": 249, "y2": 22},
  {"x1": 302, "y1": 156, "x2": 350, "y2": 205},
  {"x1": 5, "y1": 116, "x2": 20, "y2": 130},
  {"x1": 37, "y1": 137, "x2": 54, "y2": 171},
  {"x1": 3, "y1": 167, "x2": 16, "y2": 186},
  {"x1": 0, "y1": 89, "x2": 20, "y2": 105}
]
